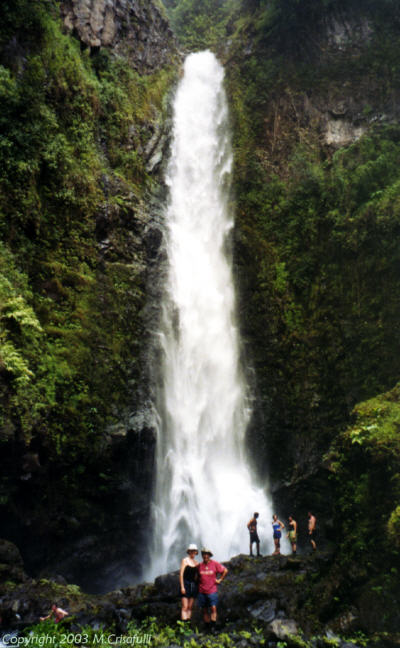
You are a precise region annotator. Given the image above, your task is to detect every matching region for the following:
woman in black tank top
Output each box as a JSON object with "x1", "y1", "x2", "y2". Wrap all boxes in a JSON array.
[
  {"x1": 183, "y1": 564, "x2": 197, "y2": 582},
  {"x1": 179, "y1": 544, "x2": 199, "y2": 621}
]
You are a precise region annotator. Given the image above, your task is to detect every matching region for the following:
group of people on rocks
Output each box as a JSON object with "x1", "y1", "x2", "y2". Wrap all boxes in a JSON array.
[
  {"x1": 179, "y1": 511, "x2": 317, "y2": 630},
  {"x1": 247, "y1": 511, "x2": 317, "y2": 557}
]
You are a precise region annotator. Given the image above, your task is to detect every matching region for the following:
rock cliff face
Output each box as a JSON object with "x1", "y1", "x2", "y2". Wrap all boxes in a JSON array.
[
  {"x1": 60, "y1": 0, "x2": 177, "y2": 72},
  {"x1": 0, "y1": 0, "x2": 178, "y2": 592}
]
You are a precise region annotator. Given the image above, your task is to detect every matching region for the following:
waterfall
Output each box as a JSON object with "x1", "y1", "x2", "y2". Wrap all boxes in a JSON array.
[{"x1": 147, "y1": 51, "x2": 273, "y2": 579}]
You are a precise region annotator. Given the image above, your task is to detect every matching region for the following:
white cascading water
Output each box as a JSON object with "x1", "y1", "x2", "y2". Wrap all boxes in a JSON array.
[{"x1": 147, "y1": 51, "x2": 274, "y2": 580}]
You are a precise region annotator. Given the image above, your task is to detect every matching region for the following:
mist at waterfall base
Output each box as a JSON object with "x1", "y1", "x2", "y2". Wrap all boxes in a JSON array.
[{"x1": 145, "y1": 51, "x2": 276, "y2": 581}]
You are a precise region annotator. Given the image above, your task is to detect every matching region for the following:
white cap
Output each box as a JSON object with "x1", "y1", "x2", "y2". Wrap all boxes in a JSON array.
[{"x1": 187, "y1": 544, "x2": 198, "y2": 553}]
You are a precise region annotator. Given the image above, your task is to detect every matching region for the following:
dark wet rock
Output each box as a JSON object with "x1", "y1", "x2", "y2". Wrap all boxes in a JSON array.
[
  {"x1": 0, "y1": 540, "x2": 27, "y2": 587},
  {"x1": 0, "y1": 550, "x2": 329, "y2": 631},
  {"x1": 60, "y1": 0, "x2": 179, "y2": 73},
  {"x1": 248, "y1": 599, "x2": 277, "y2": 623},
  {"x1": 1, "y1": 546, "x2": 398, "y2": 646},
  {"x1": 109, "y1": 552, "x2": 335, "y2": 632},
  {"x1": 0, "y1": 539, "x2": 24, "y2": 567},
  {"x1": 145, "y1": 225, "x2": 164, "y2": 261},
  {"x1": 154, "y1": 571, "x2": 180, "y2": 599}
]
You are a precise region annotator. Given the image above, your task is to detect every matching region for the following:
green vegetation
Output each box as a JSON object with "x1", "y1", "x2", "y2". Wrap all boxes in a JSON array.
[
  {"x1": 0, "y1": 0, "x2": 177, "y2": 540},
  {"x1": 161, "y1": 0, "x2": 240, "y2": 51},
  {"x1": 319, "y1": 385, "x2": 400, "y2": 631},
  {"x1": 18, "y1": 617, "x2": 318, "y2": 648},
  {"x1": 216, "y1": 0, "x2": 400, "y2": 485},
  {"x1": 2, "y1": 0, "x2": 400, "y2": 635},
  {"x1": 22, "y1": 615, "x2": 397, "y2": 647},
  {"x1": 217, "y1": 9, "x2": 400, "y2": 632},
  {"x1": 21, "y1": 617, "x2": 269, "y2": 648},
  {"x1": 329, "y1": 383, "x2": 400, "y2": 559},
  {"x1": 162, "y1": 0, "x2": 400, "y2": 53}
]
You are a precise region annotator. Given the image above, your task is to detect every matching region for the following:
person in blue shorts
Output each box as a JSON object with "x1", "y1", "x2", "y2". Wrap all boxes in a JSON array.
[
  {"x1": 272, "y1": 514, "x2": 285, "y2": 555},
  {"x1": 197, "y1": 548, "x2": 228, "y2": 633}
]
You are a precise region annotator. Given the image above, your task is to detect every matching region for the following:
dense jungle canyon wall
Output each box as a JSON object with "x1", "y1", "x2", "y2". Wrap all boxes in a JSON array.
[
  {"x1": 221, "y1": 0, "x2": 400, "y2": 500},
  {"x1": 0, "y1": 0, "x2": 180, "y2": 590},
  {"x1": 233, "y1": 0, "x2": 400, "y2": 625},
  {"x1": 225, "y1": 0, "x2": 400, "y2": 616},
  {"x1": 223, "y1": 0, "x2": 400, "y2": 563}
]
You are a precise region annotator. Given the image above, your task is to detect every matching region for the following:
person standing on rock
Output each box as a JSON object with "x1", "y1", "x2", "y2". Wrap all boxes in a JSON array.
[
  {"x1": 272, "y1": 514, "x2": 285, "y2": 555},
  {"x1": 197, "y1": 547, "x2": 228, "y2": 633},
  {"x1": 179, "y1": 543, "x2": 199, "y2": 621},
  {"x1": 247, "y1": 512, "x2": 261, "y2": 557},
  {"x1": 287, "y1": 515, "x2": 297, "y2": 555},
  {"x1": 308, "y1": 512, "x2": 317, "y2": 552}
]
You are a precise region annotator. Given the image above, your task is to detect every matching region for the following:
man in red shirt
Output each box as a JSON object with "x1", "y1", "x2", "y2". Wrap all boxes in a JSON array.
[{"x1": 197, "y1": 547, "x2": 228, "y2": 633}]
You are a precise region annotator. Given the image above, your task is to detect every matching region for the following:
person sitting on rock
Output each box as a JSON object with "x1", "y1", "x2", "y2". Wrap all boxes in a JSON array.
[
  {"x1": 40, "y1": 603, "x2": 69, "y2": 623},
  {"x1": 197, "y1": 547, "x2": 228, "y2": 633},
  {"x1": 247, "y1": 512, "x2": 261, "y2": 557},
  {"x1": 272, "y1": 514, "x2": 285, "y2": 555}
]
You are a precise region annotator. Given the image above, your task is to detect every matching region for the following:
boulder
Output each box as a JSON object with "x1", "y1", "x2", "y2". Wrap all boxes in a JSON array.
[
  {"x1": 248, "y1": 599, "x2": 277, "y2": 623},
  {"x1": 0, "y1": 539, "x2": 27, "y2": 587},
  {"x1": 268, "y1": 618, "x2": 298, "y2": 640},
  {"x1": 154, "y1": 571, "x2": 180, "y2": 599}
]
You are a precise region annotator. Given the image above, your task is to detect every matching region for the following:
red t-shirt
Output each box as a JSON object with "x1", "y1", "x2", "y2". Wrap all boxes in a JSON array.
[{"x1": 197, "y1": 560, "x2": 225, "y2": 594}]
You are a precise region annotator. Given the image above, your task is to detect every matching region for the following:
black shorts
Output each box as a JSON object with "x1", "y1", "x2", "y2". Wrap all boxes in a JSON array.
[
  {"x1": 310, "y1": 530, "x2": 317, "y2": 540},
  {"x1": 250, "y1": 532, "x2": 260, "y2": 543},
  {"x1": 181, "y1": 580, "x2": 198, "y2": 598}
]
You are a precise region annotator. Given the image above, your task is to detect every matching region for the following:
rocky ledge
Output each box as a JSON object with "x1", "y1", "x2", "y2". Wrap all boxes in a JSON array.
[{"x1": 1, "y1": 541, "x2": 399, "y2": 647}]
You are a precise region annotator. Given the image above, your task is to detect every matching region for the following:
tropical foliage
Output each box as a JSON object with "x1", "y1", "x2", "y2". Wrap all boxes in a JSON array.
[{"x1": 0, "y1": 0, "x2": 176, "y2": 541}]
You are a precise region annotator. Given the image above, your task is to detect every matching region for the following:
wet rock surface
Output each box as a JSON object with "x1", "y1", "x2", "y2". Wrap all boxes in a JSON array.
[
  {"x1": 2, "y1": 545, "x2": 398, "y2": 645},
  {"x1": 0, "y1": 540, "x2": 26, "y2": 586},
  {"x1": 60, "y1": 0, "x2": 179, "y2": 72}
]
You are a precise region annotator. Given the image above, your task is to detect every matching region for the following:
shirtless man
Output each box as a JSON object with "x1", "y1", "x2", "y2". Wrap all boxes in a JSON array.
[
  {"x1": 308, "y1": 512, "x2": 317, "y2": 552},
  {"x1": 247, "y1": 512, "x2": 261, "y2": 557},
  {"x1": 40, "y1": 604, "x2": 69, "y2": 623}
]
